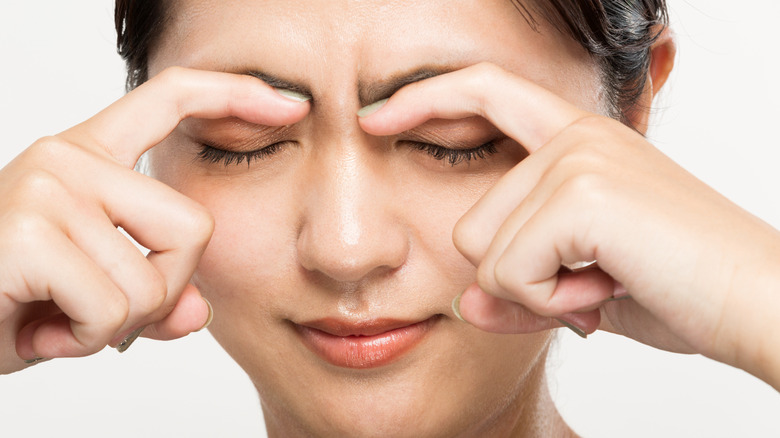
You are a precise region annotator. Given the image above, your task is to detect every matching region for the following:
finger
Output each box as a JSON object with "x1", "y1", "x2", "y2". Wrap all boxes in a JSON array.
[
  {"x1": 452, "y1": 139, "x2": 565, "y2": 265},
  {"x1": 359, "y1": 62, "x2": 588, "y2": 154},
  {"x1": 141, "y1": 284, "x2": 212, "y2": 341},
  {"x1": 452, "y1": 119, "x2": 613, "y2": 265},
  {"x1": 599, "y1": 299, "x2": 695, "y2": 354},
  {"x1": 485, "y1": 187, "x2": 618, "y2": 316},
  {"x1": 473, "y1": 124, "x2": 633, "y2": 314},
  {"x1": 67, "y1": 214, "x2": 169, "y2": 341},
  {"x1": 8, "y1": 224, "x2": 127, "y2": 359},
  {"x1": 60, "y1": 67, "x2": 310, "y2": 168},
  {"x1": 357, "y1": 62, "x2": 600, "y2": 265},
  {"x1": 456, "y1": 283, "x2": 555, "y2": 334},
  {"x1": 456, "y1": 283, "x2": 601, "y2": 335},
  {"x1": 31, "y1": 139, "x2": 214, "y2": 334},
  {"x1": 89, "y1": 164, "x2": 213, "y2": 326}
]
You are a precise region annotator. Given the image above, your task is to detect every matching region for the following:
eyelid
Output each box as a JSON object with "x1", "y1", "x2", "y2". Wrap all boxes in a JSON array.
[
  {"x1": 400, "y1": 117, "x2": 505, "y2": 149},
  {"x1": 197, "y1": 140, "x2": 294, "y2": 166},
  {"x1": 180, "y1": 118, "x2": 296, "y2": 152},
  {"x1": 399, "y1": 131, "x2": 506, "y2": 151},
  {"x1": 408, "y1": 141, "x2": 499, "y2": 166}
]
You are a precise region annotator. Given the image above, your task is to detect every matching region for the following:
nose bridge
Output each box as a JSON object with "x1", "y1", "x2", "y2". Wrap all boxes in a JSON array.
[{"x1": 297, "y1": 136, "x2": 408, "y2": 282}]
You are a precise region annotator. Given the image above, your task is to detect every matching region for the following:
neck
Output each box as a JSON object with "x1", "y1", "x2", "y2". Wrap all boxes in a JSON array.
[{"x1": 462, "y1": 351, "x2": 577, "y2": 438}]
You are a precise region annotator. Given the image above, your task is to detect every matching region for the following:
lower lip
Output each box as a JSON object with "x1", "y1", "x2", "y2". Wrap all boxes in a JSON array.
[{"x1": 295, "y1": 317, "x2": 438, "y2": 369}]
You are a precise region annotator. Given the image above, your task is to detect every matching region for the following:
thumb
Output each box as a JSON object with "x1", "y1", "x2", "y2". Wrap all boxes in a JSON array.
[
  {"x1": 454, "y1": 282, "x2": 600, "y2": 336},
  {"x1": 141, "y1": 283, "x2": 213, "y2": 341}
]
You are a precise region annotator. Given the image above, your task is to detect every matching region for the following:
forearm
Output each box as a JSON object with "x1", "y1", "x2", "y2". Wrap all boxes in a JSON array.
[{"x1": 720, "y1": 235, "x2": 780, "y2": 391}]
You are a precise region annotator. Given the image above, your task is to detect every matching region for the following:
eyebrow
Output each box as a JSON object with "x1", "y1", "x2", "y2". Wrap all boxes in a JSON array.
[
  {"x1": 245, "y1": 71, "x2": 313, "y2": 99},
  {"x1": 242, "y1": 65, "x2": 458, "y2": 107},
  {"x1": 357, "y1": 66, "x2": 457, "y2": 106}
]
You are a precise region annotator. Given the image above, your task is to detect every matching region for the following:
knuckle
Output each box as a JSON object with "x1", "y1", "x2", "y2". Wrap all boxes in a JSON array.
[
  {"x1": 25, "y1": 137, "x2": 76, "y2": 166},
  {"x1": 560, "y1": 172, "x2": 610, "y2": 203},
  {"x1": 472, "y1": 62, "x2": 504, "y2": 79},
  {"x1": 13, "y1": 168, "x2": 66, "y2": 200},
  {"x1": 571, "y1": 114, "x2": 607, "y2": 131},
  {"x1": 155, "y1": 66, "x2": 188, "y2": 86},
  {"x1": 136, "y1": 269, "x2": 168, "y2": 314},
  {"x1": 492, "y1": 258, "x2": 549, "y2": 314},
  {"x1": 492, "y1": 256, "x2": 516, "y2": 292},
  {"x1": 153, "y1": 67, "x2": 191, "y2": 118},
  {"x1": 476, "y1": 262, "x2": 499, "y2": 295},
  {"x1": 452, "y1": 216, "x2": 485, "y2": 262},
  {"x1": 180, "y1": 203, "x2": 215, "y2": 246},
  {"x1": 465, "y1": 63, "x2": 503, "y2": 110},
  {"x1": 555, "y1": 140, "x2": 607, "y2": 172},
  {"x1": 2, "y1": 211, "x2": 57, "y2": 249},
  {"x1": 101, "y1": 293, "x2": 131, "y2": 329}
]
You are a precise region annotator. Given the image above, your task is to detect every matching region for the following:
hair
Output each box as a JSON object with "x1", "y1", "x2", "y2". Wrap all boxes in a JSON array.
[
  {"x1": 512, "y1": 0, "x2": 668, "y2": 122},
  {"x1": 115, "y1": 0, "x2": 170, "y2": 94},
  {"x1": 115, "y1": 0, "x2": 667, "y2": 124}
]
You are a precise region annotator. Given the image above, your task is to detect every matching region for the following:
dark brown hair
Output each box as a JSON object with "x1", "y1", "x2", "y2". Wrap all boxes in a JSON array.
[
  {"x1": 115, "y1": 0, "x2": 667, "y2": 123},
  {"x1": 512, "y1": 0, "x2": 667, "y2": 122},
  {"x1": 115, "y1": 0, "x2": 169, "y2": 93}
]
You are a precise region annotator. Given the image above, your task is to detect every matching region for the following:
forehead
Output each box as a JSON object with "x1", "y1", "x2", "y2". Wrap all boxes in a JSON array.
[{"x1": 152, "y1": 0, "x2": 599, "y2": 110}]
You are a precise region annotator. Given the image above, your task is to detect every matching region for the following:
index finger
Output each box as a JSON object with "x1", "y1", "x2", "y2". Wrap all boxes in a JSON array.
[
  {"x1": 358, "y1": 62, "x2": 587, "y2": 153},
  {"x1": 60, "y1": 67, "x2": 310, "y2": 168},
  {"x1": 359, "y1": 63, "x2": 591, "y2": 265}
]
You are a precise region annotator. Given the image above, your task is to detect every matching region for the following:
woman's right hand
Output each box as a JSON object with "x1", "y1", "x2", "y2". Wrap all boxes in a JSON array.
[{"x1": 0, "y1": 67, "x2": 310, "y2": 374}]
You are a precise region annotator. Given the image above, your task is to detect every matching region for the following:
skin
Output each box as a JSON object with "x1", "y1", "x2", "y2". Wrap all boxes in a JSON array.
[
  {"x1": 147, "y1": 1, "x2": 599, "y2": 435},
  {"x1": 0, "y1": 0, "x2": 778, "y2": 437}
]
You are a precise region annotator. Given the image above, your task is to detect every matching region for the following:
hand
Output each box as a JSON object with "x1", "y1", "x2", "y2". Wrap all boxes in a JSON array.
[
  {"x1": 0, "y1": 67, "x2": 310, "y2": 374},
  {"x1": 359, "y1": 63, "x2": 780, "y2": 390}
]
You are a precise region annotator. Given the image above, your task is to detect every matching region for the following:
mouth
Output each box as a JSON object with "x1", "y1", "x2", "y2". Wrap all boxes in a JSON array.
[{"x1": 293, "y1": 315, "x2": 442, "y2": 369}]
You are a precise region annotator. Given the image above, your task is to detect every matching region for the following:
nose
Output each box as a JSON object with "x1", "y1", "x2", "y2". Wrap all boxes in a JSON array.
[{"x1": 296, "y1": 143, "x2": 409, "y2": 283}]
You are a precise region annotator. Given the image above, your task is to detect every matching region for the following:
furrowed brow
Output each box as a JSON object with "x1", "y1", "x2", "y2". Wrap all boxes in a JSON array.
[
  {"x1": 358, "y1": 66, "x2": 457, "y2": 107},
  {"x1": 243, "y1": 70, "x2": 313, "y2": 99}
]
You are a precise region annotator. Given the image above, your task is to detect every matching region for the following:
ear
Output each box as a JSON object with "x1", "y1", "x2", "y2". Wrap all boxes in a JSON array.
[{"x1": 629, "y1": 26, "x2": 677, "y2": 134}]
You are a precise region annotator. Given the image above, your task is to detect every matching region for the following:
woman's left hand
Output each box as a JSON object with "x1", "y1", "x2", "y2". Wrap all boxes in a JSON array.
[{"x1": 358, "y1": 63, "x2": 780, "y2": 390}]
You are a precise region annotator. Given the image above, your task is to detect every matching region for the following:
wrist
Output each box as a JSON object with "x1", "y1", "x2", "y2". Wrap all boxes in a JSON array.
[{"x1": 727, "y1": 246, "x2": 780, "y2": 390}]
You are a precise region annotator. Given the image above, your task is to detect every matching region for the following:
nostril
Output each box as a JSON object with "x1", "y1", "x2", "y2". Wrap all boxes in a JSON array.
[{"x1": 296, "y1": 221, "x2": 409, "y2": 283}]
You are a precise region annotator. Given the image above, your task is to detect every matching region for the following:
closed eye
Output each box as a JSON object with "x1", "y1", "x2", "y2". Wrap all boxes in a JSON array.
[
  {"x1": 409, "y1": 141, "x2": 498, "y2": 166},
  {"x1": 197, "y1": 141, "x2": 294, "y2": 166}
]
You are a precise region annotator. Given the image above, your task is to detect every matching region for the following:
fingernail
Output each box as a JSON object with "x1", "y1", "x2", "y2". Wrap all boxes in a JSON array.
[
  {"x1": 357, "y1": 98, "x2": 388, "y2": 117},
  {"x1": 451, "y1": 291, "x2": 467, "y2": 323},
  {"x1": 116, "y1": 327, "x2": 145, "y2": 353},
  {"x1": 274, "y1": 88, "x2": 310, "y2": 102},
  {"x1": 196, "y1": 298, "x2": 214, "y2": 332},
  {"x1": 556, "y1": 318, "x2": 588, "y2": 339},
  {"x1": 24, "y1": 357, "x2": 48, "y2": 365}
]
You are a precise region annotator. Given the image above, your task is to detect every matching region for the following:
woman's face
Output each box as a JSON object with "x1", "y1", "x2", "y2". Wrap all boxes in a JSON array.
[{"x1": 148, "y1": 0, "x2": 602, "y2": 435}]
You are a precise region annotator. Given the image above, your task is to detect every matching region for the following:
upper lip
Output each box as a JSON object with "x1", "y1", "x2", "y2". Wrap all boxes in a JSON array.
[{"x1": 295, "y1": 317, "x2": 435, "y2": 337}]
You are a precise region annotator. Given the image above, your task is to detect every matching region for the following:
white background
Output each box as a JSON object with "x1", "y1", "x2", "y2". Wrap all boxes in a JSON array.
[{"x1": 0, "y1": 2, "x2": 778, "y2": 437}]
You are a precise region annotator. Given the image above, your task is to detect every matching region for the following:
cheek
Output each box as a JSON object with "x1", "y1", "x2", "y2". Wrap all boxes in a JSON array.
[
  {"x1": 147, "y1": 144, "x2": 298, "y2": 316},
  {"x1": 179, "y1": 175, "x2": 302, "y2": 371},
  {"x1": 188, "y1": 179, "x2": 296, "y2": 309}
]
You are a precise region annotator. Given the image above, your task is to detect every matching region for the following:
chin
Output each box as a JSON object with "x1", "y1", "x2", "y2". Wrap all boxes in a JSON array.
[{"x1": 219, "y1": 316, "x2": 554, "y2": 438}]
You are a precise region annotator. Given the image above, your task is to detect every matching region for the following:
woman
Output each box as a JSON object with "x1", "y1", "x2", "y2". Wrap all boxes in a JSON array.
[{"x1": 1, "y1": 0, "x2": 779, "y2": 436}]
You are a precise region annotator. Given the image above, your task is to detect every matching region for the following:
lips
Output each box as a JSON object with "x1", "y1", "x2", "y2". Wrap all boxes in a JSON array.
[{"x1": 294, "y1": 316, "x2": 440, "y2": 369}]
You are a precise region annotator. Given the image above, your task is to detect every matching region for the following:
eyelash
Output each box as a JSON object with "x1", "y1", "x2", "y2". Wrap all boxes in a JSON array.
[
  {"x1": 410, "y1": 142, "x2": 498, "y2": 166},
  {"x1": 197, "y1": 142, "x2": 288, "y2": 166},
  {"x1": 197, "y1": 141, "x2": 498, "y2": 167}
]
